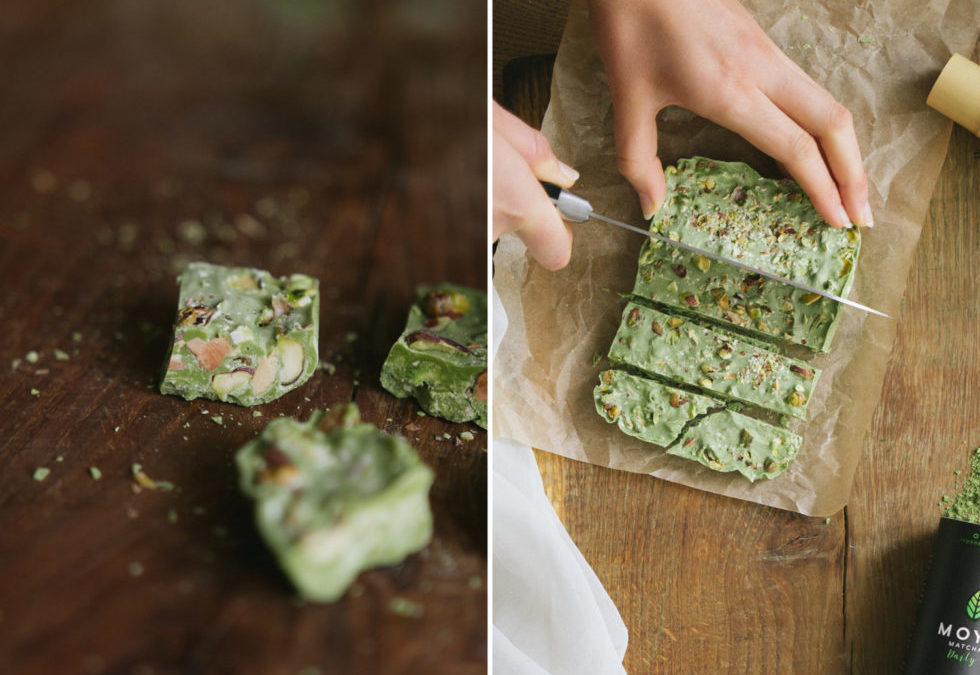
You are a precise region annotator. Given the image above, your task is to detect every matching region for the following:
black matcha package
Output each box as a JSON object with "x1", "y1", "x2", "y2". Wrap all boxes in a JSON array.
[{"x1": 907, "y1": 517, "x2": 980, "y2": 673}]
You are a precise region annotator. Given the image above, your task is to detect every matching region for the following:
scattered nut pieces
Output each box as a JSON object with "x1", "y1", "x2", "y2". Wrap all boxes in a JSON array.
[
  {"x1": 53, "y1": 349, "x2": 70, "y2": 361},
  {"x1": 25, "y1": 351, "x2": 39, "y2": 364},
  {"x1": 33, "y1": 467, "x2": 51, "y2": 482},
  {"x1": 30, "y1": 388, "x2": 40, "y2": 397},
  {"x1": 89, "y1": 467, "x2": 102, "y2": 480}
]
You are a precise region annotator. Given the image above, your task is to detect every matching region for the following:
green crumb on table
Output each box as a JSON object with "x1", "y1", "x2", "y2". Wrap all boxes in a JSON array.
[
  {"x1": 72, "y1": 331, "x2": 83, "y2": 343},
  {"x1": 179, "y1": 220, "x2": 207, "y2": 245},
  {"x1": 824, "y1": 517, "x2": 831, "y2": 525},
  {"x1": 128, "y1": 562, "x2": 144, "y2": 577},
  {"x1": 56, "y1": 456, "x2": 64, "y2": 462},
  {"x1": 417, "y1": 411, "x2": 426, "y2": 416},
  {"x1": 30, "y1": 388, "x2": 40, "y2": 397},
  {"x1": 211, "y1": 415, "x2": 224, "y2": 426},
  {"x1": 131, "y1": 463, "x2": 175, "y2": 492},
  {"x1": 33, "y1": 467, "x2": 50, "y2": 481},
  {"x1": 88, "y1": 467, "x2": 102, "y2": 480},
  {"x1": 252, "y1": 411, "x2": 263, "y2": 417},
  {"x1": 53, "y1": 349, "x2": 70, "y2": 361},
  {"x1": 319, "y1": 361, "x2": 336, "y2": 375},
  {"x1": 388, "y1": 597, "x2": 424, "y2": 619},
  {"x1": 944, "y1": 448, "x2": 980, "y2": 523},
  {"x1": 460, "y1": 431, "x2": 475, "y2": 441},
  {"x1": 25, "y1": 351, "x2": 39, "y2": 363}
]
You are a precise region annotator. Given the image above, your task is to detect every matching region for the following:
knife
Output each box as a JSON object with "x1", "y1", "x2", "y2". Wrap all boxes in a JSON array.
[{"x1": 541, "y1": 181, "x2": 893, "y2": 320}]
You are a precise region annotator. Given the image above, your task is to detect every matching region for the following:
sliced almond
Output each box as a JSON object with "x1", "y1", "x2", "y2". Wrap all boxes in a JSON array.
[
  {"x1": 278, "y1": 337, "x2": 305, "y2": 385},
  {"x1": 211, "y1": 370, "x2": 251, "y2": 396},
  {"x1": 186, "y1": 337, "x2": 231, "y2": 371},
  {"x1": 251, "y1": 352, "x2": 278, "y2": 395}
]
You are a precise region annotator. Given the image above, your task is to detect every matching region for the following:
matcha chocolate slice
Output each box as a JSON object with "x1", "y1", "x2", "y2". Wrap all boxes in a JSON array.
[
  {"x1": 633, "y1": 239, "x2": 848, "y2": 353},
  {"x1": 594, "y1": 369, "x2": 720, "y2": 446},
  {"x1": 669, "y1": 409, "x2": 801, "y2": 482},
  {"x1": 607, "y1": 302, "x2": 819, "y2": 419},
  {"x1": 160, "y1": 262, "x2": 319, "y2": 406},
  {"x1": 236, "y1": 405, "x2": 434, "y2": 602},
  {"x1": 380, "y1": 284, "x2": 487, "y2": 428},
  {"x1": 642, "y1": 157, "x2": 860, "y2": 352}
]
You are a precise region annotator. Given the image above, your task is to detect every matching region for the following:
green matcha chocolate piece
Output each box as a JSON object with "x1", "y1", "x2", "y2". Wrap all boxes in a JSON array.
[
  {"x1": 669, "y1": 409, "x2": 801, "y2": 481},
  {"x1": 634, "y1": 239, "x2": 849, "y2": 352},
  {"x1": 594, "y1": 369, "x2": 719, "y2": 446},
  {"x1": 607, "y1": 302, "x2": 819, "y2": 419},
  {"x1": 380, "y1": 284, "x2": 487, "y2": 428},
  {"x1": 642, "y1": 157, "x2": 860, "y2": 352},
  {"x1": 236, "y1": 405, "x2": 434, "y2": 602},
  {"x1": 160, "y1": 262, "x2": 319, "y2": 406}
]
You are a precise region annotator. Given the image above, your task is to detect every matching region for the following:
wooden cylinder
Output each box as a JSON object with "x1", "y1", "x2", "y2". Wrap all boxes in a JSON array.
[{"x1": 927, "y1": 54, "x2": 980, "y2": 137}]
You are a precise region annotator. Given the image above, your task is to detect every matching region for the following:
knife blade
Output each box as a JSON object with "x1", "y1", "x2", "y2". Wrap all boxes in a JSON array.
[{"x1": 541, "y1": 181, "x2": 893, "y2": 320}]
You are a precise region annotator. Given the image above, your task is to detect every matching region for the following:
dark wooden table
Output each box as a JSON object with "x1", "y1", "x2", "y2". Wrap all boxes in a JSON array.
[
  {"x1": 0, "y1": 3, "x2": 487, "y2": 674},
  {"x1": 498, "y1": 20, "x2": 980, "y2": 675}
]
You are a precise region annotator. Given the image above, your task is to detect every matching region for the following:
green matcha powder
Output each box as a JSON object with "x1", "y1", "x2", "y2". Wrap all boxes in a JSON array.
[{"x1": 945, "y1": 448, "x2": 980, "y2": 523}]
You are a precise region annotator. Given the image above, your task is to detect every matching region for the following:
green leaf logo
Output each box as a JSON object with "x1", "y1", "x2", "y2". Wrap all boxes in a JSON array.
[{"x1": 967, "y1": 591, "x2": 980, "y2": 620}]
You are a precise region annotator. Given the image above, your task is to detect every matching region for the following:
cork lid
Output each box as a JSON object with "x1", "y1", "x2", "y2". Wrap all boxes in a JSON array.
[{"x1": 927, "y1": 54, "x2": 980, "y2": 137}]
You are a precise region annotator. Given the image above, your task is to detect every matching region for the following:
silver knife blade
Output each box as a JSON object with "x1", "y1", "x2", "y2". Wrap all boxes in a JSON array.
[{"x1": 545, "y1": 184, "x2": 893, "y2": 320}]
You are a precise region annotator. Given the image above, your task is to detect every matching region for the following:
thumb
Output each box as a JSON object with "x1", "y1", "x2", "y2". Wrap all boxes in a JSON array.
[
  {"x1": 493, "y1": 102, "x2": 580, "y2": 188},
  {"x1": 493, "y1": 131, "x2": 573, "y2": 270},
  {"x1": 612, "y1": 100, "x2": 666, "y2": 220}
]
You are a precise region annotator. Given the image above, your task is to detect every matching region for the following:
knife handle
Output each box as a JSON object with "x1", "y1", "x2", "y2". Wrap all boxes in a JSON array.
[{"x1": 540, "y1": 181, "x2": 593, "y2": 222}]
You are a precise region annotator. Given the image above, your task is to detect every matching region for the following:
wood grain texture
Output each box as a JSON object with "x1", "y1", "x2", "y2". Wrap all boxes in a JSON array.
[
  {"x1": 502, "y1": 35, "x2": 980, "y2": 675},
  {"x1": 0, "y1": 2, "x2": 487, "y2": 674}
]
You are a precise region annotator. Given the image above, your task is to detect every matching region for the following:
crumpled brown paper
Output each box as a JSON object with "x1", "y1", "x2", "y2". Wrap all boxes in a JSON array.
[{"x1": 493, "y1": 0, "x2": 980, "y2": 515}]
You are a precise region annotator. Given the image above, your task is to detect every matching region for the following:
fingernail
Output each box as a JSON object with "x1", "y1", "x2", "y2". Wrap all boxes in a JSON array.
[
  {"x1": 862, "y1": 202, "x2": 874, "y2": 228},
  {"x1": 640, "y1": 193, "x2": 655, "y2": 220},
  {"x1": 557, "y1": 161, "x2": 580, "y2": 184},
  {"x1": 838, "y1": 205, "x2": 854, "y2": 229}
]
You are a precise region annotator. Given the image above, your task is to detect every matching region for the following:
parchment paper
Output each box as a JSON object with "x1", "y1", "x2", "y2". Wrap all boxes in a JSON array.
[{"x1": 493, "y1": 0, "x2": 980, "y2": 516}]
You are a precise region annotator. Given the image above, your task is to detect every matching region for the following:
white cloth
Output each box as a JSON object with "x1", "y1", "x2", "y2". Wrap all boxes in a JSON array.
[{"x1": 492, "y1": 289, "x2": 628, "y2": 675}]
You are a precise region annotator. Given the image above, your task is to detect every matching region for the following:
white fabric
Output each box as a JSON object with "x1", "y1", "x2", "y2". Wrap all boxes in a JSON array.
[{"x1": 492, "y1": 288, "x2": 628, "y2": 675}]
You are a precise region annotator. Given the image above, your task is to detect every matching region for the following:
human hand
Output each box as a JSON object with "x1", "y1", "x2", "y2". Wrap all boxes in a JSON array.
[
  {"x1": 588, "y1": 0, "x2": 872, "y2": 229},
  {"x1": 493, "y1": 101, "x2": 581, "y2": 270}
]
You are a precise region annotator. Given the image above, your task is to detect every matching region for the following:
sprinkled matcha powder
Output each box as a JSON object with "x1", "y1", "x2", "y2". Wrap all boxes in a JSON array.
[{"x1": 945, "y1": 448, "x2": 980, "y2": 523}]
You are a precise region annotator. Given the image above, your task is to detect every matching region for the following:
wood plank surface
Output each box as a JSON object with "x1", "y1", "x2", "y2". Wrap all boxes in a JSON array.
[
  {"x1": 0, "y1": 2, "x2": 487, "y2": 674},
  {"x1": 500, "y1": 35, "x2": 980, "y2": 675}
]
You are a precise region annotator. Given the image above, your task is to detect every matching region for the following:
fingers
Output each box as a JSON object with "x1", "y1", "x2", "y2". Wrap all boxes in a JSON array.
[
  {"x1": 611, "y1": 93, "x2": 666, "y2": 220},
  {"x1": 492, "y1": 102, "x2": 580, "y2": 188},
  {"x1": 492, "y1": 130, "x2": 573, "y2": 270},
  {"x1": 766, "y1": 75, "x2": 872, "y2": 227},
  {"x1": 705, "y1": 87, "x2": 853, "y2": 229}
]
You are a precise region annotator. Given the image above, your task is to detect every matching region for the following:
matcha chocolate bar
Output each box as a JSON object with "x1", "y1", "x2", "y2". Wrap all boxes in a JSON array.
[
  {"x1": 633, "y1": 240, "x2": 848, "y2": 353},
  {"x1": 669, "y1": 409, "x2": 801, "y2": 482},
  {"x1": 642, "y1": 157, "x2": 860, "y2": 351},
  {"x1": 380, "y1": 284, "x2": 487, "y2": 428},
  {"x1": 594, "y1": 369, "x2": 720, "y2": 446},
  {"x1": 160, "y1": 262, "x2": 319, "y2": 406},
  {"x1": 236, "y1": 405, "x2": 434, "y2": 602},
  {"x1": 607, "y1": 302, "x2": 819, "y2": 419}
]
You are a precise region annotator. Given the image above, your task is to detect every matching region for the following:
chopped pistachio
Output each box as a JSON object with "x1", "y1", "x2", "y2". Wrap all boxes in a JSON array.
[
  {"x1": 88, "y1": 466, "x2": 102, "y2": 480},
  {"x1": 33, "y1": 467, "x2": 51, "y2": 481},
  {"x1": 30, "y1": 388, "x2": 40, "y2": 397},
  {"x1": 25, "y1": 351, "x2": 39, "y2": 364},
  {"x1": 53, "y1": 349, "x2": 70, "y2": 361}
]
